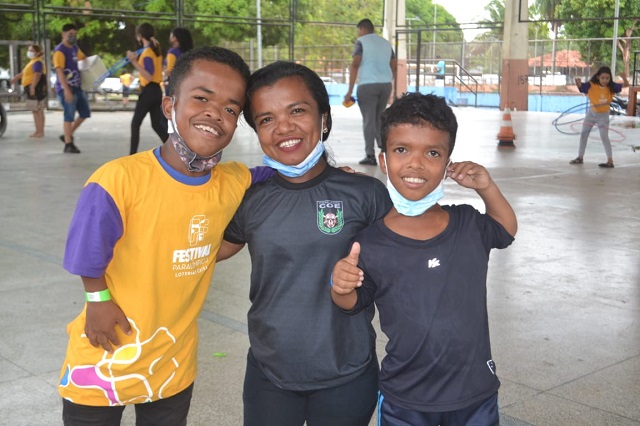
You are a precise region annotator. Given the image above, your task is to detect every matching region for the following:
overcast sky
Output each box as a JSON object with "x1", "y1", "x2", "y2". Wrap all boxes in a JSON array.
[{"x1": 439, "y1": 0, "x2": 493, "y2": 40}]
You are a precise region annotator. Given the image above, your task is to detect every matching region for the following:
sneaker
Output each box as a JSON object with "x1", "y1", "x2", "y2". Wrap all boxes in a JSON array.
[
  {"x1": 59, "y1": 135, "x2": 74, "y2": 144},
  {"x1": 359, "y1": 155, "x2": 377, "y2": 166},
  {"x1": 63, "y1": 142, "x2": 81, "y2": 154}
]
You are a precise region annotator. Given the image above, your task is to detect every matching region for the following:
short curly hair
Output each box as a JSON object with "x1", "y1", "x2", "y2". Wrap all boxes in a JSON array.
[{"x1": 380, "y1": 93, "x2": 457, "y2": 156}]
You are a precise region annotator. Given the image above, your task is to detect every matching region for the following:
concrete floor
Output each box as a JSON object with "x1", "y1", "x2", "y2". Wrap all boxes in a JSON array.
[{"x1": 0, "y1": 104, "x2": 639, "y2": 426}]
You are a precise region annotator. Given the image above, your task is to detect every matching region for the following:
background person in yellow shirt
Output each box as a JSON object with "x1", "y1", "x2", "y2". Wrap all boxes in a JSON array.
[
  {"x1": 164, "y1": 27, "x2": 193, "y2": 96},
  {"x1": 10, "y1": 44, "x2": 47, "y2": 137},
  {"x1": 126, "y1": 22, "x2": 167, "y2": 155},
  {"x1": 119, "y1": 71, "x2": 132, "y2": 108},
  {"x1": 570, "y1": 66, "x2": 629, "y2": 168},
  {"x1": 53, "y1": 23, "x2": 89, "y2": 154}
]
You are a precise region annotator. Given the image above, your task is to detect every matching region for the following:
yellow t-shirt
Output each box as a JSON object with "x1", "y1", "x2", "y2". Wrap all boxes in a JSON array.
[
  {"x1": 120, "y1": 73, "x2": 132, "y2": 87},
  {"x1": 21, "y1": 57, "x2": 46, "y2": 87},
  {"x1": 59, "y1": 150, "x2": 251, "y2": 406},
  {"x1": 587, "y1": 84, "x2": 615, "y2": 114},
  {"x1": 138, "y1": 48, "x2": 163, "y2": 87}
]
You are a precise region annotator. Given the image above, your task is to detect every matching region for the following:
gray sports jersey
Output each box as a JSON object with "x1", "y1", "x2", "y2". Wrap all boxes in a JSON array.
[{"x1": 224, "y1": 166, "x2": 392, "y2": 391}]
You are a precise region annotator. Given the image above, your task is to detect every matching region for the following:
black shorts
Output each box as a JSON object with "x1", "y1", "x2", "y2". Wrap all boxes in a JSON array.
[
  {"x1": 62, "y1": 382, "x2": 193, "y2": 426},
  {"x1": 378, "y1": 391, "x2": 499, "y2": 426}
]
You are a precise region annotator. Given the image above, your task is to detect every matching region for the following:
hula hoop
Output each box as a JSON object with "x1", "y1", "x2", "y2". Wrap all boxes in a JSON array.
[{"x1": 553, "y1": 101, "x2": 627, "y2": 142}]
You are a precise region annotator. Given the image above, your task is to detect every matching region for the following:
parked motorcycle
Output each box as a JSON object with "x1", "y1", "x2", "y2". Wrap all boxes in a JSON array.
[{"x1": 610, "y1": 95, "x2": 628, "y2": 116}]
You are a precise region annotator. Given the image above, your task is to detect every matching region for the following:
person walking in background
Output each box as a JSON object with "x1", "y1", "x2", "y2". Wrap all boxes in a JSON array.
[
  {"x1": 331, "y1": 93, "x2": 517, "y2": 426},
  {"x1": 570, "y1": 66, "x2": 628, "y2": 168},
  {"x1": 119, "y1": 71, "x2": 132, "y2": 108},
  {"x1": 434, "y1": 55, "x2": 445, "y2": 84},
  {"x1": 53, "y1": 23, "x2": 89, "y2": 154},
  {"x1": 10, "y1": 44, "x2": 47, "y2": 138},
  {"x1": 344, "y1": 18, "x2": 396, "y2": 166},
  {"x1": 127, "y1": 22, "x2": 168, "y2": 155},
  {"x1": 164, "y1": 27, "x2": 193, "y2": 96}
]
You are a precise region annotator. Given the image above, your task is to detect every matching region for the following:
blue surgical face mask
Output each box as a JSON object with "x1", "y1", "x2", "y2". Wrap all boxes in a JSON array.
[
  {"x1": 262, "y1": 117, "x2": 325, "y2": 178},
  {"x1": 170, "y1": 97, "x2": 222, "y2": 173},
  {"x1": 384, "y1": 154, "x2": 450, "y2": 217}
]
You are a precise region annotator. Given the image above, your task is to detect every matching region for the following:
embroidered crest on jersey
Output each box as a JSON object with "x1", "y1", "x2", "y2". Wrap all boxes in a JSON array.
[{"x1": 317, "y1": 200, "x2": 344, "y2": 235}]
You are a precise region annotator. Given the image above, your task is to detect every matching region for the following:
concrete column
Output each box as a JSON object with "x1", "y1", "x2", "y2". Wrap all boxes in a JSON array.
[
  {"x1": 499, "y1": 0, "x2": 529, "y2": 111},
  {"x1": 384, "y1": 0, "x2": 408, "y2": 99}
]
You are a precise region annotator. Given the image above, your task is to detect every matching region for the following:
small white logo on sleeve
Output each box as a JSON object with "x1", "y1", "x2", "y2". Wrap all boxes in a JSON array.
[
  {"x1": 428, "y1": 258, "x2": 440, "y2": 268},
  {"x1": 487, "y1": 359, "x2": 496, "y2": 375}
]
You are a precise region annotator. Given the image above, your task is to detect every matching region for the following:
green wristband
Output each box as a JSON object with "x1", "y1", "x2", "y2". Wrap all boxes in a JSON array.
[{"x1": 85, "y1": 289, "x2": 111, "y2": 302}]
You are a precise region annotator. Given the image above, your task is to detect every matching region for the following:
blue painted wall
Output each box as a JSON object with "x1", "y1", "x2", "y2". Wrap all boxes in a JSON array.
[{"x1": 325, "y1": 83, "x2": 594, "y2": 114}]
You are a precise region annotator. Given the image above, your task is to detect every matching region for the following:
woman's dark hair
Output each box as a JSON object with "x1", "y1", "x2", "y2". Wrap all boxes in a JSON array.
[
  {"x1": 590, "y1": 66, "x2": 617, "y2": 93},
  {"x1": 136, "y1": 23, "x2": 161, "y2": 57},
  {"x1": 30, "y1": 44, "x2": 43, "y2": 56},
  {"x1": 171, "y1": 27, "x2": 193, "y2": 52},
  {"x1": 243, "y1": 61, "x2": 332, "y2": 141},
  {"x1": 380, "y1": 92, "x2": 457, "y2": 156},
  {"x1": 168, "y1": 46, "x2": 250, "y2": 97}
]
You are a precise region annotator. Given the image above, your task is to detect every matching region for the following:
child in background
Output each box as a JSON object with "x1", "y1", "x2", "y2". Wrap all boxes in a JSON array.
[
  {"x1": 571, "y1": 66, "x2": 628, "y2": 168},
  {"x1": 59, "y1": 46, "x2": 269, "y2": 425},
  {"x1": 119, "y1": 71, "x2": 132, "y2": 108},
  {"x1": 331, "y1": 93, "x2": 517, "y2": 426}
]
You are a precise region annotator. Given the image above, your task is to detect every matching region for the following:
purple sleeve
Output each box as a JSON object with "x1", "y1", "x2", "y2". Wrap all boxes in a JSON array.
[
  {"x1": 63, "y1": 183, "x2": 124, "y2": 278},
  {"x1": 613, "y1": 82, "x2": 623, "y2": 93},
  {"x1": 352, "y1": 40, "x2": 363, "y2": 57},
  {"x1": 143, "y1": 56, "x2": 155, "y2": 75},
  {"x1": 579, "y1": 82, "x2": 590, "y2": 94},
  {"x1": 250, "y1": 166, "x2": 275, "y2": 186},
  {"x1": 32, "y1": 61, "x2": 43, "y2": 73}
]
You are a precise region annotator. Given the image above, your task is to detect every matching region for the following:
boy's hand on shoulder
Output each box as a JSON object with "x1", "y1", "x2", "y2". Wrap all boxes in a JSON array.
[
  {"x1": 447, "y1": 161, "x2": 492, "y2": 191},
  {"x1": 85, "y1": 301, "x2": 132, "y2": 354},
  {"x1": 331, "y1": 242, "x2": 364, "y2": 295}
]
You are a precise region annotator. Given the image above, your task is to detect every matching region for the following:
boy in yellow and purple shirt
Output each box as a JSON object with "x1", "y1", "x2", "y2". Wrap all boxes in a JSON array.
[
  {"x1": 53, "y1": 23, "x2": 89, "y2": 154},
  {"x1": 59, "y1": 46, "x2": 273, "y2": 425}
]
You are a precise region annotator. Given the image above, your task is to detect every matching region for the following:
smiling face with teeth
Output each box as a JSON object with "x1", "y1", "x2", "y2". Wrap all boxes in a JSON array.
[
  {"x1": 162, "y1": 59, "x2": 247, "y2": 173},
  {"x1": 249, "y1": 75, "x2": 328, "y2": 181},
  {"x1": 380, "y1": 122, "x2": 451, "y2": 201}
]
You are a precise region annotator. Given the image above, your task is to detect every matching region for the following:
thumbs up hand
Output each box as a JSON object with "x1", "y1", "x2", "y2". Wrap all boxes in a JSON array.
[{"x1": 331, "y1": 242, "x2": 363, "y2": 296}]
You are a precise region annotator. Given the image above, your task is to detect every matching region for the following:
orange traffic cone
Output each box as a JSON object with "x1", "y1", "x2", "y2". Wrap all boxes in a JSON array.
[{"x1": 497, "y1": 107, "x2": 516, "y2": 148}]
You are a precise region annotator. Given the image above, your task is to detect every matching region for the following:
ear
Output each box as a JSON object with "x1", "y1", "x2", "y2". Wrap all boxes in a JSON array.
[
  {"x1": 378, "y1": 152, "x2": 387, "y2": 175},
  {"x1": 162, "y1": 96, "x2": 173, "y2": 120}
]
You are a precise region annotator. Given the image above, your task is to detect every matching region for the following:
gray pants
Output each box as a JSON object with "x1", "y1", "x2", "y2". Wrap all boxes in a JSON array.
[
  {"x1": 578, "y1": 108, "x2": 612, "y2": 159},
  {"x1": 357, "y1": 82, "x2": 392, "y2": 157}
]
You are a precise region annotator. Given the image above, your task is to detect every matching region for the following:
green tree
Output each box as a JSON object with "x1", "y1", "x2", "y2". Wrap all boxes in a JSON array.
[{"x1": 557, "y1": 0, "x2": 640, "y2": 77}]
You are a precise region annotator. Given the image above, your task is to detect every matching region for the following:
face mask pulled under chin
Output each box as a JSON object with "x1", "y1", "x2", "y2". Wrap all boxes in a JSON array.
[
  {"x1": 261, "y1": 117, "x2": 326, "y2": 178},
  {"x1": 169, "y1": 99, "x2": 223, "y2": 173},
  {"x1": 384, "y1": 154, "x2": 450, "y2": 217}
]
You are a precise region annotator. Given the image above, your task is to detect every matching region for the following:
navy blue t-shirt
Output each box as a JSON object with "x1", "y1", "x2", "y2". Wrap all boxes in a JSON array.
[{"x1": 349, "y1": 204, "x2": 514, "y2": 412}]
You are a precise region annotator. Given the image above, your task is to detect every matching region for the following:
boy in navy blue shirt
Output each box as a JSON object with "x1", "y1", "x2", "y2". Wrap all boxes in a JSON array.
[{"x1": 331, "y1": 93, "x2": 517, "y2": 425}]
